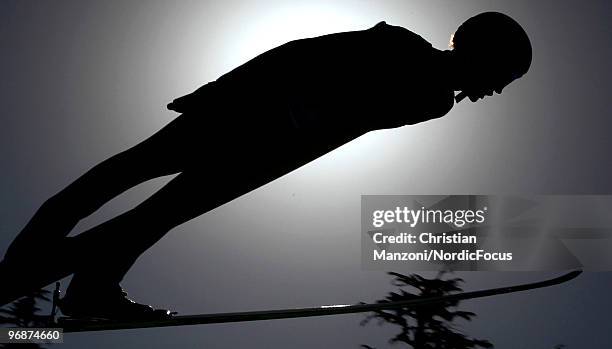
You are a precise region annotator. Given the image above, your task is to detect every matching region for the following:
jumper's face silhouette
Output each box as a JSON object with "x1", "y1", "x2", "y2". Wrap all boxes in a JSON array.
[
  {"x1": 460, "y1": 60, "x2": 520, "y2": 102},
  {"x1": 464, "y1": 72, "x2": 517, "y2": 102}
]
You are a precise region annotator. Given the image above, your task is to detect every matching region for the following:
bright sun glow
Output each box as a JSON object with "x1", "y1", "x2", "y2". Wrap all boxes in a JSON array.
[{"x1": 219, "y1": 2, "x2": 371, "y2": 74}]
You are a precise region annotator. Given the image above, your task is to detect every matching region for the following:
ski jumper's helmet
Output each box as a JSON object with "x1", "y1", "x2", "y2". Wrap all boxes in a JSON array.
[{"x1": 451, "y1": 12, "x2": 532, "y2": 82}]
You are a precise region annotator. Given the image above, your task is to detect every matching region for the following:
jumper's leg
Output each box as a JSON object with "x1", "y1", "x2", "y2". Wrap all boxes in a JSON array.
[
  {"x1": 60, "y1": 161, "x2": 276, "y2": 319},
  {"x1": 3, "y1": 112, "x2": 200, "y2": 262},
  {"x1": 68, "y1": 162, "x2": 271, "y2": 285}
]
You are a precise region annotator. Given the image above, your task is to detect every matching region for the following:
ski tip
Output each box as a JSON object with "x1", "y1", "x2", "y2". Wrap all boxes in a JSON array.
[{"x1": 561, "y1": 269, "x2": 583, "y2": 281}]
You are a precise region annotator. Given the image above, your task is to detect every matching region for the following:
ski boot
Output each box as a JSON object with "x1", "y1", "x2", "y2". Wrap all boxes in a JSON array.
[{"x1": 58, "y1": 283, "x2": 173, "y2": 321}]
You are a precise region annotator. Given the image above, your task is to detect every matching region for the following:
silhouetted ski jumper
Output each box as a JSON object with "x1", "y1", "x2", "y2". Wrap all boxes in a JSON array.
[{"x1": 2, "y1": 12, "x2": 532, "y2": 320}]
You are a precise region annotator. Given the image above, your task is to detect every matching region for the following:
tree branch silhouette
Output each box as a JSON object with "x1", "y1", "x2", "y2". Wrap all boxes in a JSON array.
[{"x1": 361, "y1": 271, "x2": 493, "y2": 349}]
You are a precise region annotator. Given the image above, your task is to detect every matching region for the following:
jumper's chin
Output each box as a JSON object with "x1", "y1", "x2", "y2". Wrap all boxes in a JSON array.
[{"x1": 468, "y1": 95, "x2": 481, "y2": 102}]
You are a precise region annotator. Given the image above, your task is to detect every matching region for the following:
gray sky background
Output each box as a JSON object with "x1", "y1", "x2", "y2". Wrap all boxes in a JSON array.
[{"x1": 1, "y1": 0, "x2": 611, "y2": 348}]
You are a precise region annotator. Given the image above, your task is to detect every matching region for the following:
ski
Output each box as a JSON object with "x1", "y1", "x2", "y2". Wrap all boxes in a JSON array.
[{"x1": 55, "y1": 270, "x2": 581, "y2": 333}]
